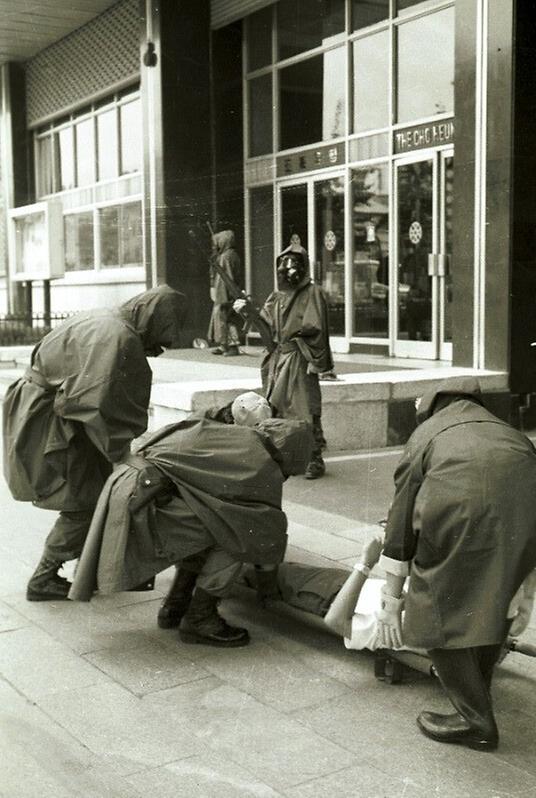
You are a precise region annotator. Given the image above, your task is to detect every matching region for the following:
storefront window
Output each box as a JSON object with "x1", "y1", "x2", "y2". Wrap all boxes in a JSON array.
[
  {"x1": 247, "y1": 5, "x2": 272, "y2": 71},
  {"x1": 97, "y1": 109, "x2": 118, "y2": 181},
  {"x1": 120, "y1": 99, "x2": 142, "y2": 174},
  {"x1": 57, "y1": 127, "x2": 75, "y2": 191},
  {"x1": 36, "y1": 136, "x2": 54, "y2": 197},
  {"x1": 351, "y1": 164, "x2": 389, "y2": 337},
  {"x1": 277, "y1": 0, "x2": 346, "y2": 61},
  {"x1": 99, "y1": 203, "x2": 142, "y2": 268},
  {"x1": 99, "y1": 206, "x2": 119, "y2": 266},
  {"x1": 249, "y1": 186, "x2": 275, "y2": 301},
  {"x1": 352, "y1": 0, "x2": 389, "y2": 30},
  {"x1": 397, "y1": 0, "x2": 439, "y2": 14},
  {"x1": 279, "y1": 48, "x2": 346, "y2": 150},
  {"x1": 121, "y1": 202, "x2": 143, "y2": 266},
  {"x1": 64, "y1": 212, "x2": 94, "y2": 271},
  {"x1": 397, "y1": 7, "x2": 455, "y2": 123},
  {"x1": 353, "y1": 29, "x2": 389, "y2": 132},
  {"x1": 75, "y1": 119, "x2": 95, "y2": 187},
  {"x1": 248, "y1": 75, "x2": 273, "y2": 156},
  {"x1": 314, "y1": 177, "x2": 345, "y2": 335}
]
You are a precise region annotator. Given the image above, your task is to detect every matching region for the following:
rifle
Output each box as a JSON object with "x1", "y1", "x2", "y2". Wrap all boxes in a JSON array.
[{"x1": 188, "y1": 227, "x2": 275, "y2": 353}]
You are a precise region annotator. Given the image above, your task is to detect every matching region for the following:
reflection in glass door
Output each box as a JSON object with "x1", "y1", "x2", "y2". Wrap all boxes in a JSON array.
[
  {"x1": 280, "y1": 183, "x2": 308, "y2": 252},
  {"x1": 394, "y1": 151, "x2": 453, "y2": 360},
  {"x1": 396, "y1": 158, "x2": 435, "y2": 353},
  {"x1": 314, "y1": 176, "x2": 345, "y2": 335}
]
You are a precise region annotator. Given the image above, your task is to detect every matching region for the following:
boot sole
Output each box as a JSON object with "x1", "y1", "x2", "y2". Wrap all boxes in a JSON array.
[
  {"x1": 417, "y1": 722, "x2": 498, "y2": 751},
  {"x1": 26, "y1": 591, "x2": 70, "y2": 602},
  {"x1": 179, "y1": 629, "x2": 250, "y2": 647},
  {"x1": 157, "y1": 615, "x2": 183, "y2": 630}
]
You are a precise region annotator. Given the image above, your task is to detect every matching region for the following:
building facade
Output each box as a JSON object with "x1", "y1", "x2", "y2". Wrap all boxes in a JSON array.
[{"x1": 1, "y1": 0, "x2": 535, "y2": 393}]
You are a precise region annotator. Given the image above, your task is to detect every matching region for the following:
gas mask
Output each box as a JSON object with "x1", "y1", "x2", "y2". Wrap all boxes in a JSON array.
[{"x1": 276, "y1": 252, "x2": 306, "y2": 289}]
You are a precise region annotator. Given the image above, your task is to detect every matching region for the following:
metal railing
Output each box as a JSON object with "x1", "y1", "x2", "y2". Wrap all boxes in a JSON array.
[{"x1": 0, "y1": 313, "x2": 72, "y2": 346}]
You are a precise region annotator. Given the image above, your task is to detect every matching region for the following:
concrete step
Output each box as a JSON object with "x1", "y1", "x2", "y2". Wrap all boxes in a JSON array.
[{"x1": 149, "y1": 366, "x2": 508, "y2": 450}]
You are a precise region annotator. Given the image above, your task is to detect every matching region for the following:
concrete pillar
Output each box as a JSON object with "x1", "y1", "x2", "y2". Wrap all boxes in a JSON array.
[
  {"x1": 0, "y1": 62, "x2": 30, "y2": 313},
  {"x1": 139, "y1": 0, "x2": 213, "y2": 343}
]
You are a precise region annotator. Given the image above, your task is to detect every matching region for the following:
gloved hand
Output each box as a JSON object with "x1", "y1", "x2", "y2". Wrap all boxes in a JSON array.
[
  {"x1": 233, "y1": 298, "x2": 247, "y2": 314},
  {"x1": 376, "y1": 586, "x2": 404, "y2": 649}
]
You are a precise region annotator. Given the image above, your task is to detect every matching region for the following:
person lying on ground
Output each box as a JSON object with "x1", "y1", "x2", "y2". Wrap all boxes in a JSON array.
[
  {"x1": 243, "y1": 532, "x2": 535, "y2": 667},
  {"x1": 68, "y1": 393, "x2": 313, "y2": 648}
]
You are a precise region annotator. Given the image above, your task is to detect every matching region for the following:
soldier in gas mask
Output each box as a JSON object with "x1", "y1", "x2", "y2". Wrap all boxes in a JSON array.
[{"x1": 234, "y1": 245, "x2": 333, "y2": 479}]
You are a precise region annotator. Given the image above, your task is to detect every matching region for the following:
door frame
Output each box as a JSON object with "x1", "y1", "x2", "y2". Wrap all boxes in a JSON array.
[{"x1": 391, "y1": 147, "x2": 453, "y2": 360}]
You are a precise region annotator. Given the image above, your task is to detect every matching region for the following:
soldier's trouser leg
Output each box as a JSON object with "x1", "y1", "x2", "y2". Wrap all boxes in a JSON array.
[
  {"x1": 194, "y1": 547, "x2": 243, "y2": 598},
  {"x1": 417, "y1": 647, "x2": 499, "y2": 750},
  {"x1": 44, "y1": 510, "x2": 94, "y2": 562},
  {"x1": 27, "y1": 510, "x2": 93, "y2": 601},
  {"x1": 304, "y1": 373, "x2": 326, "y2": 479}
]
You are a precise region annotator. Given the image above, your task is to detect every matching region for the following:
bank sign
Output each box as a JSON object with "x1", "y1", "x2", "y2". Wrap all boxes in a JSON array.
[{"x1": 394, "y1": 119, "x2": 454, "y2": 154}]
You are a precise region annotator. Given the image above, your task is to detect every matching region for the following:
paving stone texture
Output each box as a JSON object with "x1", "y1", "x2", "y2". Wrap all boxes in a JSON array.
[{"x1": 1, "y1": 437, "x2": 536, "y2": 797}]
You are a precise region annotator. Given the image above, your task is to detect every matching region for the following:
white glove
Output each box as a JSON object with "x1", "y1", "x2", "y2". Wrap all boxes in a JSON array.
[
  {"x1": 233, "y1": 298, "x2": 247, "y2": 313},
  {"x1": 376, "y1": 586, "x2": 404, "y2": 649}
]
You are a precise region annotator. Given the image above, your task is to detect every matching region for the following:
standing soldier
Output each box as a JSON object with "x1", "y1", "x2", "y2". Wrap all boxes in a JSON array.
[
  {"x1": 208, "y1": 229, "x2": 242, "y2": 357},
  {"x1": 3, "y1": 285, "x2": 185, "y2": 602},
  {"x1": 234, "y1": 244, "x2": 333, "y2": 479}
]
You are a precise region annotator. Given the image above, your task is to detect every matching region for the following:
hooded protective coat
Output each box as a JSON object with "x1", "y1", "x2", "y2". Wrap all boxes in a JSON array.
[
  {"x1": 68, "y1": 416, "x2": 312, "y2": 600},
  {"x1": 3, "y1": 285, "x2": 185, "y2": 513},
  {"x1": 382, "y1": 377, "x2": 536, "y2": 649},
  {"x1": 260, "y1": 247, "x2": 333, "y2": 421}
]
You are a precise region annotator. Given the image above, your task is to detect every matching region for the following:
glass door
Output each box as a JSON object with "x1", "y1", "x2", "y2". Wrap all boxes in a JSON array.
[
  {"x1": 278, "y1": 173, "x2": 346, "y2": 338},
  {"x1": 393, "y1": 150, "x2": 453, "y2": 360}
]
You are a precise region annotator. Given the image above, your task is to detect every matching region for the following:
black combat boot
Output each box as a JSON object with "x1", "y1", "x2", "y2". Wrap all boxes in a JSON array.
[
  {"x1": 305, "y1": 453, "x2": 326, "y2": 480},
  {"x1": 179, "y1": 588, "x2": 250, "y2": 647},
  {"x1": 417, "y1": 647, "x2": 499, "y2": 751},
  {"x1": 26, "y1": 554, "x2": 71, "y2": 601},
  {"x1": 157, "y1": 568, "x2": 198, "y2": 629}
]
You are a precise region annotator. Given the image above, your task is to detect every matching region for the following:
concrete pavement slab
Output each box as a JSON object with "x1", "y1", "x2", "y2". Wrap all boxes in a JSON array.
[
  {"x1": 0, "y1": 677, "x2": 144, "y2": 798},
  {"x1": 0, "y1": 626, "x2": 110, "y2": 700},
  {"x1": 292, "y1": 688, "x2": 536, "y2": 796},
  {"x1": 83, "y1": 637, "x2": 210, "y2": 696},
  {"x1": 197, "y1": 639, "x2": 351, "y2": 713},
  {"x1": 284, "y1": 763, "x2": 428, "y2": 798},
  {"x1": 0, "y1": 599, "x2": 29, "y2": 632},
  {"x1": 287, "y1": 521, "x2": 363, "y2": 560},
  {"x1": 38, "y1": 681, "x2": 207, "y2": 775},
  {"x1": 144, "y1": 677, "x2": 358, "y2": 790},
  {"x1": 126, "y1": 753, "x2": 284, "y2": 798}
]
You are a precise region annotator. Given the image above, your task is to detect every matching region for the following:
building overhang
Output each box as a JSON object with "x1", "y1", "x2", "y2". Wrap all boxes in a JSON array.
[{"x1": 0, "y1": 0, "x2": 119, "y2": 64}]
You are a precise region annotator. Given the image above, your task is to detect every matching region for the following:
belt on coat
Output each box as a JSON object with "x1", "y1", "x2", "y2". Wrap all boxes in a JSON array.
[
  {"x1": 23, "y1": 367, "x2": 55, "y2": 392},
  {"x1": 277, "y1": 341, "x2": 299, "y2": 354}
]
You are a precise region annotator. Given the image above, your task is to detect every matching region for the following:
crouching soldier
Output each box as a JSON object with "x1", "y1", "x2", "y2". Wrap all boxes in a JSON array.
[{"x1": 69, "y1": 399, "x2": 312, "y2": 648}]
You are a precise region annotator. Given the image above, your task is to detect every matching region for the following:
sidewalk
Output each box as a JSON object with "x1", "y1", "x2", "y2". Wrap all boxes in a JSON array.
[{"x1": 1, "y1": 442, "x2": 536, "y2": 797}]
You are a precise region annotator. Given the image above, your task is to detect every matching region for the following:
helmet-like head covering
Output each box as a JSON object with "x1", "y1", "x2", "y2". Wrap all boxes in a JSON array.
[
  {"x1": 257, "y1": 418, "x2": 313, "y2": 477},
  {"x1": 121, "y1": 285, "x2": 186, "y2": 357},
  {"x1": 231, "y1": 391, "x2": 272, "y2": 427},
  {"x1": 212, "y1": 230, "x2": 235, "y2": 253},
  {"x1": 416, "y1": 376, "x2": 484, "y2": 424},
  {"x1": 276, "y1": 245, "x2": 309, "y2": 290}
]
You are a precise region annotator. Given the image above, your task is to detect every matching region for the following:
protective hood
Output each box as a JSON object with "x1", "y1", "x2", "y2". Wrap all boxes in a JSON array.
[
  {"x1": 257, "y1": 418, "x2": 313, "y2": 477},
  {"x1": 120, "y1": 284, "x2": 186, "y2": 356},
  {"x1": 416, "y1": 376, "x2": 484, "y2": 423},
  {"x1": 213, "y1": 230, "x2": 235, "y2": 253}
]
